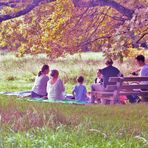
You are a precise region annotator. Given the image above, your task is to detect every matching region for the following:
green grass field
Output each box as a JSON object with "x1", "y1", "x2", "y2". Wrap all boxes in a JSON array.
[{"x1": 0, "y1": 52, "x2": 148, "y2": 147}]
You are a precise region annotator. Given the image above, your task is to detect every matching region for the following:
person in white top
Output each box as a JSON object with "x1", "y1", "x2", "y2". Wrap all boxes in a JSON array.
[
  {"x1": 135, "y1": 55, "x2": 148, "y2": 102},
  {"x1": 31, "y1": 64, "x2": 49, "y2": 98},
  {"x1": 135, "y1": 55, "x2": 148, "y2": 84},
  {"x1": 47, "y1": 69, "x2": 65, "y2": 100}
]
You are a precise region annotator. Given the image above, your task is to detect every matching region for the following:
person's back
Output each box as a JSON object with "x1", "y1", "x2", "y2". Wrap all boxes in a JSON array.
[
  {"x1": 47, "y1": 70, "x2": 65, "y2": 100},
  {"x1": 31, "y1": 64, "x2": 49, "y2": 98},
  {"x1": 47, "y1": 78, "x2": 65, "y2": 100},
  {"x1": 32, "y1": 75, "x2": 49, "y2": 96},
  {"x1": 101, "y1": 65, "x2": 120, "y2": 88},
  {"x1": 73, "y1": 84, "x2": 87, "y2": 102},
  {"x1": 73, "y1": 76, "x2": 87, "y2": 102}
]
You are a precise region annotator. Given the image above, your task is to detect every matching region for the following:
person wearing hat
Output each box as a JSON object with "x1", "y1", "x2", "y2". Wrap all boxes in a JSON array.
[{"x1": 47, "y1": 69, "x2": 65, "y2": 100}]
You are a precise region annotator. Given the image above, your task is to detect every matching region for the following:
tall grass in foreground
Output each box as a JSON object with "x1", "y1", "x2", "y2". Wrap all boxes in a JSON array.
[{"x1": 0, "y1": 95, "x2": 148, "y2": 147}]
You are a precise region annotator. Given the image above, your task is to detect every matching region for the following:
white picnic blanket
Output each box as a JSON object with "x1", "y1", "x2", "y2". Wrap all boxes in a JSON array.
[{"x1": 0, "y1": 91, "x2": 31, "y2": 97}]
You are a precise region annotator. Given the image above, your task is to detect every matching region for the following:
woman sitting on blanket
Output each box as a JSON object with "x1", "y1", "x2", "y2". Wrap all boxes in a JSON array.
[
  {"x1": 47, "y1": 69, "x2": 65, "y2": 100},
  {"x1": 31, "y1": 64, "x2": 49, "y2": 98}
]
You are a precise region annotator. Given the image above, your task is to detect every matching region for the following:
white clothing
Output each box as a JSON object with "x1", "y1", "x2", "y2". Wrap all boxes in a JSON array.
[
  {"x1": 140, "y1": 64, "x2": 148, "y2": 84},
  {"x1": 47, "y1": 78, "x2": 65, "y2": 100},
  {"x1": 32, "y1": 75, "x2": 49, "y2": 96}
]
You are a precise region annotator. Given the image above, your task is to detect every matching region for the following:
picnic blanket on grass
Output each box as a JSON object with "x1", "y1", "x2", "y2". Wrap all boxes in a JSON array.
[
  {"x1": 0, "y1": 91, "x2": 31, "y2": 97},
  {"x1": 0, "y1": 91, "x2": 88, "y2": 105},
  {"x1": 19, "y1": 98, "x2": 87, "y2": 104}
]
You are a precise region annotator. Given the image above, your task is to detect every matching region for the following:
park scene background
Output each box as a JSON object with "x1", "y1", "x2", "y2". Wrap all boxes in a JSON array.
[{"x1": 0, "y1": 0, "x2": 148, "y2": 147}]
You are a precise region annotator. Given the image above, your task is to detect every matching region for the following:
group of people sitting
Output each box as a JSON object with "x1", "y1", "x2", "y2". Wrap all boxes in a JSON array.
[{"x1": 31, "y1": 54, "x2": 148, "y2": 103}]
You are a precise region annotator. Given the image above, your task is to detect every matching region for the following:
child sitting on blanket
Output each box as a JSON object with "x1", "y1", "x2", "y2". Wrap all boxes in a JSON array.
[
  {"x1": 47, "y1": 69, "x2": 65, "y2": 100},
  {"x1": 72, "y1": 76, "x2": 88, "y2": 102}
]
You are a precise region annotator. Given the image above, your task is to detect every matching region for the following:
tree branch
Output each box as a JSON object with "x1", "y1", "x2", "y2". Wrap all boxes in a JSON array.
[
  {"x1": 72, "y1": 0, "x2": 134, "y2": 19},
  {"x1": 0, "y1": 0, "x2": 55, "y2": 22},
  {"x1": 136, "y1": 32, "x2": 148, "y2": 43},
  {"x1": 0, "y1": 0, "x2": 134, "y2": 22}
]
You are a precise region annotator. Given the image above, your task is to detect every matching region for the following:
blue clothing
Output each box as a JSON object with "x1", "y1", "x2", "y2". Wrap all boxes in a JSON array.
[
  {"x1": 101, "y1": 66, "x2": 120, "y2": 88},
  {"x1": 73, "y1": 84, "x2": 87, "y2": 102}
]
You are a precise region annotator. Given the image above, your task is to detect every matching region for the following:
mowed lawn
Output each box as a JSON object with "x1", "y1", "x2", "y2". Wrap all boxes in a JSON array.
[{"x1": 0, "y1": 52, "x2": 148, "y2": 147}]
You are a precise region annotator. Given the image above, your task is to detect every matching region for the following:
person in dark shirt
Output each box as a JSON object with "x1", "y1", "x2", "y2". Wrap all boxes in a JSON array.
[
  {"x1": 99, "y1": 59, "x2": 121, "y2": 88},
  {"x1": 91, "y1": 59, "x2": 121, "y2": 104}
]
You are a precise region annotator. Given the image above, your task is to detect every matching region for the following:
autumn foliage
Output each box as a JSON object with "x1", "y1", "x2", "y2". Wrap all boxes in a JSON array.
[{"x1": 0, "y1": 0, "x2": 147, "y2": 59}]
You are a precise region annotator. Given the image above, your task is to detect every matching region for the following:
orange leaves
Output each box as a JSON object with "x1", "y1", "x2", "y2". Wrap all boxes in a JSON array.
[
  {"x1": 123, "y1": 48, "x2": 145, "y2": 58},
  {"x1": 0, "y1": 0, "x2": 147, "y2": 60}
]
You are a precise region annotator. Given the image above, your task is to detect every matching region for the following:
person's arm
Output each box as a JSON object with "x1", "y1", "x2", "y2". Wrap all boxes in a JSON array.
[
  {"x1": 46, "y1": 81, "x2": 49, "y2": 94},
  {"x1": 117, "y1": 72, "x2": 123, "y2": 77},
  {"x1": 45, "y1": 77, "x2": 49, "y2": 94},
  {"x1": 131, "y1": 69, "x2": 141, "y2": 76},
  {"x1": 94, "y1": 78, "x2": 97, "y2": 83},
  {"x1": 59, "y1": 79, "x2": 65, "y2": 92},
  {"x1": 140, "y1": 68, "x2": 147, "y2": 77},
  {"x1": 72, "y1": 86, "x2": 76, "y2": 97},
  {"x1": 33, "y1": 76, "x2": 38, "y2": 86},
  {"x1": 84, "y1": 86, "x2": 87, "y2": 98}
]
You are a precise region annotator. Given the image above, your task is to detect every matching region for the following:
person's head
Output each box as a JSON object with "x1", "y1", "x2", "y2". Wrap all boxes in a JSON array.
[
  {"x1": 77, "y1": 76, "x2": 84, "y2": 84},
  {"x1": 38, "y1": 64, "x2": 49, "y2": 76},
  {"x1": 50, "y1": 69, "x2": 59, "y2": 79},
  {"x1": 135, "y1": 55, "x2": 145, "y2": 66},
  {"x1": 105, "y1": 59, "x2": 113, "y2": 66},
  {"x1": 97, "y1": 69, "x2": 102, "y2": 78}
]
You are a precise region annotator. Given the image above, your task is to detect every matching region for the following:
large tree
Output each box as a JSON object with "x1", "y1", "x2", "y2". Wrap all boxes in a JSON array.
[{"x1": 0, "y1": 0, "x2": 147, "y2": 59}]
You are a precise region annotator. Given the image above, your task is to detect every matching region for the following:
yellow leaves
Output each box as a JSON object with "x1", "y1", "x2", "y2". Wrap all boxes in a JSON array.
[
  {"x1": 0, "y1": 40, "x2": 7, "y2": 47},
  {"x1": 17, "y1": 43, "x2": 27, "y2": 57},
  {"x1": 127, "y1": 39, "x2": 133, "y2": 48},
  {"x1": 123, "y1": 48, "x2": 144, "y2": 58},
  {"x1": 101, "y1": 22, "x2": 107, "y2": 27},
  {"x1": 98, "y1": 33, "x2": 106, "y2": 38}
]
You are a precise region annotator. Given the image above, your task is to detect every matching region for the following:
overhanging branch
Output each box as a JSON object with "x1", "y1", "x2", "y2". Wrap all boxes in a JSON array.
[
  {"x1": 0, "y1": 0, "x2": 55, "y2": 22},
  {"x1": 72, "y1": 0, "x2": 134, "y2": 19}
]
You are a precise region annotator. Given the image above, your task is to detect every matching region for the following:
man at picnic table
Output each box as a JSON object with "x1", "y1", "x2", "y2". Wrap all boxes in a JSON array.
[
  {"x1": 99, "y1": 59, "x2": 122, "y2": 88},
  {"x1": 135, "y1": 55, "x2": 148, "y2": 81},
  {"x1": 91, "y1": 59, "x2": 121, "y2": 103},
  {"x1": 135, "y1": 55, "x2": 148, "y2": 102}
]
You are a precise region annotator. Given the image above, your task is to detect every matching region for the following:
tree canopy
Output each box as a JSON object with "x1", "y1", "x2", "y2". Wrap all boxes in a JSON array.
[{"x1": 0, "y1": 0, "x2": 147, "y2": 60}]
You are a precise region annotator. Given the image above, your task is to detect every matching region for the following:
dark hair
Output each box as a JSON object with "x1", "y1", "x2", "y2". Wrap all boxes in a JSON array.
[
  {"x1": 50, "y1": 69, "x2": 59, "y2": 77},
  {"x1": 105, "y1": 59, "x2": 113, "y2": 65},
  {"x1": 135, "y1": 55, "x2": 145, "y2": 62},
  {"x1": 38, "y1": 64, "x2": 49, "y2": 76},
  {"x1": 77, "y1": 76, "x2": 84, "y2": 83},
  {"x1": 98, "y1": 69, "x2": 102, "y2": 73}
]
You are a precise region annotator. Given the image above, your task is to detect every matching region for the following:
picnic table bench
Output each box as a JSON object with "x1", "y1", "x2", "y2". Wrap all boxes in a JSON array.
[{"x1": 92, "y1": 76, "x2": 148, "y2": 104}]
